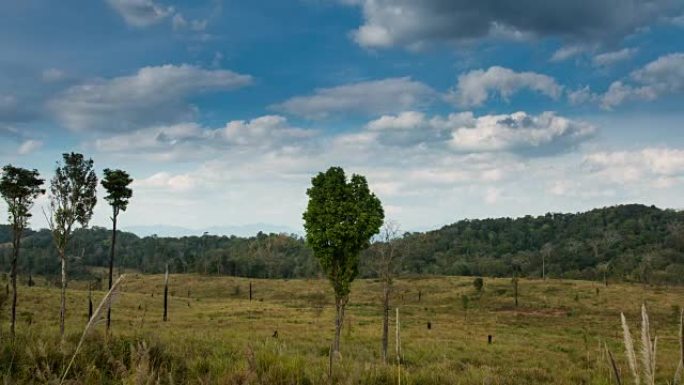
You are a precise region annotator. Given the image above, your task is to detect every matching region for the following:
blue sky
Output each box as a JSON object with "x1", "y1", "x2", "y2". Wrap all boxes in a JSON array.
[{"x1": 1, "y1": 0, "x2": 683, "y2": 234}]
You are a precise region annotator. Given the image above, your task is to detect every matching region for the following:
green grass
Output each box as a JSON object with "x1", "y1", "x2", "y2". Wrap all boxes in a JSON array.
[{"x1": 1, "y1": 275, "x2": 682, "y2": 384}]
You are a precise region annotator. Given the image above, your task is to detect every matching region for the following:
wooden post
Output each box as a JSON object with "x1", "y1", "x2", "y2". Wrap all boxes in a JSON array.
[
  {"x1": 88, "y1": 283, "x2": 93, "y2": 320},
  {"x1": 328, "y1": 343, "x2": 333, "y2": 383},
  {"x1": 488, "y1": 335, "x2": 492, "y2": 344},
  {"x1": 396, "y1": 307, "x2": 401, "y2": 385},
  {"x1": 249, "y1": 281, "x2": 252, "y2": 302},
  {"x1": 163, "y1": 264, "x2": 169, "y2": 322}
]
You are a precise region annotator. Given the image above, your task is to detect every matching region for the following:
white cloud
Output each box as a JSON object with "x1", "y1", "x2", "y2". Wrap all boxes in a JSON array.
[
  {"x1": 449, "y1": 111, "x2": 595, "y2": 154},
  {"x1": 447, "y1": 66, "x2": 562, "y2": 107},
  {"x1": 135, "y1": 172, "x2": 196, "y2": 192},
  {"x1": 49, "y1": 64, "x2": 252, "y2": 132},
  {"x1": 17, "y1": 139, "x2": 43, "y2": 155},
  {"x1": 592, "y1": 48, "x2": 637, "y2": 67},
  {"x1": 272, "y1": 77, "x2": 436, "y2": 119},
  {"x1": 567, "y1": 86, "x2": 599, "y2": 105},
  {"x1": 550, "y1": 45, "x2": 586, "y2": 62},
  {"x1": 106, "y1": 0, "x2": 173, "y2": 27},
  {"x1": 93, "y1": 115, "x2": 316, "y2": 160},
  {"x1": 355, "y1": 110, "x2": 595, "y2": 156},
  {"x1": 585, "y1": 148, "x2": 684, "y2": 185},
  {"x1": 600, "y1": 52, "x2": 684, "y2": 109}
]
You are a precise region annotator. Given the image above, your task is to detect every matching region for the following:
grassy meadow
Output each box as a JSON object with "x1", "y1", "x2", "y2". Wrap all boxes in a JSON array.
[{"x1": 1, "y1": 274, "x2": 683, "y2": 384}]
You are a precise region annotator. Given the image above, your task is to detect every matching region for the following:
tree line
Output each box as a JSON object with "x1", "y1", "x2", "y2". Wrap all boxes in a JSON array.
[{"x1": 2, "y1": 204, "x2": 683, "y2": 286}]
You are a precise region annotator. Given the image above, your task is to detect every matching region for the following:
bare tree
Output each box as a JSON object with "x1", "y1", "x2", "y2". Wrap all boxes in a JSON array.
[
  {"x1": 373, "y1": 220, "x2": 402, "y2": 364},
  {"x1": 45, "y1": 153, "x2": 97, "y2": 338}
]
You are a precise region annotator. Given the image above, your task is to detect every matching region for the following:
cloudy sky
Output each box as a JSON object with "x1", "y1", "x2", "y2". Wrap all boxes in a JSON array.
[{"x1": 1, "y1": 0, "x2": 683, "y2": 234}]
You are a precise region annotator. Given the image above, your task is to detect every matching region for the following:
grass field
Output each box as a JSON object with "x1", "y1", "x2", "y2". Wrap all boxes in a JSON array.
[{"x1": 1, "y1": 274, "x2": 683, "y2": 384}]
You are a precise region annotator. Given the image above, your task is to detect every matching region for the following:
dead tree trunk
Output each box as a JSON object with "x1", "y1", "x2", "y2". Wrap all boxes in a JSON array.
[
  {"x1": 10, "y1": 229, "x2": 21, "y2": 339},
  {"x1": 106, "y1": 212, "x2": 118, "y2": 332},
  {"x1": 163, "y1": 264, "x2": 169, "y2": 322},
  {"x1": 381, "y1": 283, "x2": 390, "y2": 363}
]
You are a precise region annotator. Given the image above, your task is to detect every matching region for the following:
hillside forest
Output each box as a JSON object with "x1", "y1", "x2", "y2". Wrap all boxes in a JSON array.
[{"x1": 1, "y1": 204, "x2": 683, "y2": 286}]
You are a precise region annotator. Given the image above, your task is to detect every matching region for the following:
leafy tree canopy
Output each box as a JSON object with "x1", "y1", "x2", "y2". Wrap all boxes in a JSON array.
[
  {"x1": 303, "y1": 167, "x2": 384, "y2": 298},
  {"x1": 0, "y1": 165, "x2": 45, "y2": 231},
  {"x1": 101, "y1": 168, "x2": 133, "y2": 216}
]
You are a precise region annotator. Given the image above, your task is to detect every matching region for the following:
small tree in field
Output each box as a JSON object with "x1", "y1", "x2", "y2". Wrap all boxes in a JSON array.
[
  {"x1": 303, "y1": 167, "x2": 384, "y2": 354},
  {"x1": 373, "y1": 220, "x2": 401, "y2": 363},
  {"x1": 47, "y1": 153, "x2": 97, "y2": 338},
  {"x1": 101, "y1": 168, "x2": 133, "y2": 332},
  {"x1": 0, "y1": 165, "x2": 44, "y2": 339},
  {"x1": 473, "y1": 277, "x2": 484, "y2": 293}
]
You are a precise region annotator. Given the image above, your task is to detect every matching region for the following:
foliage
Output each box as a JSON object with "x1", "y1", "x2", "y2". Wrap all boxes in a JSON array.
[
  {"x1": 47, "y1": 152, "x2": 98, "y2": 252},
  {"x1": 101, "y1": 168, "x2": 133, "y2": 217},
  {"x1": 0, "y1": 165, "x2": 45, "y2": 232},
  {"x1": 1, "y1": 204, "x2": 683, "y2": 285},
  {"x1": 302, "y1": 167, "x2": 384, "y2": 299}
]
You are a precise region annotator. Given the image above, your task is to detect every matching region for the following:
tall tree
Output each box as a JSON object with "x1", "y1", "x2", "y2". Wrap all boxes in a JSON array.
[
  {"x1": 0, "y1": 165, "x2": 44, "y2": 338},
  {"x1": 303, "y1": 167, "x2": 384, "y2": 353},
  {"x1": 101, "y1": 168, "x2": 133, "y2": 332},
  {"x1": 373, "y1": 220, "x2": 401, "y2": 363},
  {"x1": 46, "y1": 153, "x2": 97, "y2": 338}
]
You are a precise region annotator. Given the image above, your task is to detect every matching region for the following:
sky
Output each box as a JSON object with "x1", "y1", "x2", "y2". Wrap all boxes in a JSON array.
[{"x1": 1, "y1": 0, "x2": 683, "y2": 234}]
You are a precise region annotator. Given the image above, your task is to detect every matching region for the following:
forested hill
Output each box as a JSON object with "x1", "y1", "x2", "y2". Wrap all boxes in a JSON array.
[{"x1": 1, "y1": 204, "x2": 683, "y2": 285}]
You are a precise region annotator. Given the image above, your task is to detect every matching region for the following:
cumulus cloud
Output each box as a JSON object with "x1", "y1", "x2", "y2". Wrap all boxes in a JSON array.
[
  {"x1": 592, "y1": 48, "x2": 638, "y2": 67},
  {"x1": 447, "y1": 66, "x2": 563, "y2": 107},
  {"x1": 449, "y1": 111, "x2": 595, "y2": 154},
  {"x1": 600, "y1": 53, "x2": 684, "y2": 108},
  {"x1": 49, "y1": 64, "x2": 252, "y2": 132},
  {"x1": 344, "y1": 0, "x2": 682, "y2": 49},
  {"x1": 93, "y1": 115, "x2": 316, "y2": 160},
  {"x1": 360, "y1": 110, "x2": 595, "y2": 156},
  {"x1": 585, "y1": 147, "x2": 684, "y2": 185},
  {"x1": 272, "y1": 77, "x2": 436, "y2": 119},
  {"x1": 106, "y1": 0, "x2": 173, "y2": 27}
]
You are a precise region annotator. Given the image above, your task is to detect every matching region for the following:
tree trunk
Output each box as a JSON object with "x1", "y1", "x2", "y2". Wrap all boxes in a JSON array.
[
  {"x1": 333, "y1": 295, "x2": 348, "y2": 353},
  {"x1": 381, "y1": 283, "x2": 390, "y2": 364},
  {"x1": 163, "y1": 264, "x2": 169, "y2": 322},
  {"x1": 10, "y1": 230, "x2": 21, "y2": 339},
  {"x1": 106, "y1": 213, "x2": 117, "y2": 332},
  {"x1": 60, "y1": 250, "x2": 67, "y2": 338}
]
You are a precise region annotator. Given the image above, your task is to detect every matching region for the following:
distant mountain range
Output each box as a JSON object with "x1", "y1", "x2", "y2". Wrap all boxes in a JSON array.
[{"x1": 122, "y1": 223, "x2": 302, "y2": 238}]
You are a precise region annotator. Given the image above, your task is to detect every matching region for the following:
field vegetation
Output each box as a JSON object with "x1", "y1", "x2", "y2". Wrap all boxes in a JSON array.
[{"x1": 0, "y1": 274, "x2": 682, "y2": 384}]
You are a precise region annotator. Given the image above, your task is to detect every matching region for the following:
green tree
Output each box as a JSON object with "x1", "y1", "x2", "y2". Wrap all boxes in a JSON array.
[
  {"x1": 0, "y1": 165, "x2": 44, "y2": 338},
  {"x1": 47, "y1": 153, "x2": 97, "y2": 338},
  {"x1": 101, "y1": 168, "x2": 133, "y2": 332},
  {"x1": 303, "y1": 167, "x2": 384, "y2": 353}
]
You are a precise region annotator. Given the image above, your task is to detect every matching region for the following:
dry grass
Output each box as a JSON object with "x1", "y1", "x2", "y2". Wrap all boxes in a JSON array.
[{"x1": 1, "y1": 274, "x2": 683, "y2": 384}]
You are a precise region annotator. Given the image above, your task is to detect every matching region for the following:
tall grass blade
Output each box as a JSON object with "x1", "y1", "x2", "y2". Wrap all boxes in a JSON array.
[
  {"x1": 59, "y1": 274, "x2": 125, "y2": 384},
  {"x1": 622, "y1": 312, "x2": 640, "y2": 385},
  {"x1": 641, "y1": 304, "x2": 654, "y2": 385}
]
